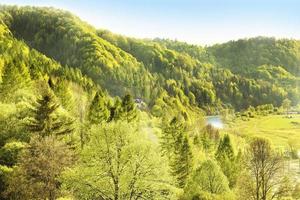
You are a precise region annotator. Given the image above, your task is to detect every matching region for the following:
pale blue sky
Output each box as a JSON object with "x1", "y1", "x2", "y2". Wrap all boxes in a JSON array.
[{"x1": 1, "y1": 0, "x2": 299, "y2": 45}]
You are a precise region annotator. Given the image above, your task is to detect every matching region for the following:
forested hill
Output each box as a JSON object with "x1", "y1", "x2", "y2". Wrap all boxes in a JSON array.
[
  {"x1": 1, "y1": 5, "x2": 300, "y2": 113},
  {"x1": 2, "y1": 5, "x2": 300, "y2": 200}
]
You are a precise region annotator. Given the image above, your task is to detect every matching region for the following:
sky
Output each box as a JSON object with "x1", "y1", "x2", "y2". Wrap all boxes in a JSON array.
[{"x1": 1, "y1": 0, "x2": 299, "y2": 45}]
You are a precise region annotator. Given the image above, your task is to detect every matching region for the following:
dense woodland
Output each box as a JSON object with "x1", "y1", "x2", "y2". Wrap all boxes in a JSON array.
[{"x1": 0, "y1": 5, "x2": 300, "y2": 200}]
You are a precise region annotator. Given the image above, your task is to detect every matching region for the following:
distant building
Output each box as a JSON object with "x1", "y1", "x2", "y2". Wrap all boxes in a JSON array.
[
  {"x1": 134, "y1": 98, "x2": 147, "y2": 110},
  {"x1": 135, "y1": 98, "x2": 142, "y2": 104}
]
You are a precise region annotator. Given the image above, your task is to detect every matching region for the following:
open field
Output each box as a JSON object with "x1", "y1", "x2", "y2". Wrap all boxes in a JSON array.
[
  {"x1": 224, "y1": 114, "x2": 300, "y2": 181},
  {"x1": 225, "y1": 114, "x2": 300, "y2": 150}
]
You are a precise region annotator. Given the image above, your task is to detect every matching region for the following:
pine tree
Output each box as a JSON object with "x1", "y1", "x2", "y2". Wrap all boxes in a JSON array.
[
  {"x1": 161, "y1": 116, "x2": 192, "y2": 188},
  {"x1": 108, "y1": 97, "x2": 122, "y2": 122},
  {"x1": 172, "y1": 134, "x2": 193, "y2": 188},
  {"x1": 27, "y1": 91, "x2": 73, "y2": 137},
  {"x1": 0, "y1": 60, "x2": 31, "y2": 102},
  {"x1": 161, "y1": 116, "x2": 185, "y2": 159},
  {"x1": 215, "y1": 134, "x2": 239, "y2": 187},
  {"x1": 87, "y1": 90, "x2": 109, "y2": 124},
  {"x1": 50, "y1": 78, "x2": 75, "y2": 112},
  {"x1": 215, "y1": 134, "x2": 234, "y2": 161},
  {"x1": 120, "y1": 94, "x2": 137, "y2": 122}
]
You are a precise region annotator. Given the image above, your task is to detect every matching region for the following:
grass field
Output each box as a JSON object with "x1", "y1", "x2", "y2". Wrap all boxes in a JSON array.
[
  {"x1": 220, "y1": 114, "x2": 300, "y2": 181},
  {"x1": 225, "y1": 114, "x2": 300, "y2": 150}
]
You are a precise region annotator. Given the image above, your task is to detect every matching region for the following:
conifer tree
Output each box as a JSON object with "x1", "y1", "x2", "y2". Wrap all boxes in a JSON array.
[
  {"x1": 27, "y1": 91, "x2": 73, "y2": 137},
  {"x1": 161, "y1": 116, "x2": 185, "y2": 159},
  {"x1": 107, "y1": 97, "x2": 122, "y2": 122},
  {"x1": 161, "y1": 116, "x2": 192, "y2": 188},
  {"x1": 215, "y1": 134, "x2": 234, "y2": 160},
  {"x1": 0, "y1": 60, "x2": 31, "y2": 102},
  {"x1": 50, "y1": 78, "x2": 75, "y2": 112},
  {"x1": 215, "y1": 134, "x2": 240, "y2": 187},
  {"x1": 120, "y1": 94, "x2": 137, "y2": 122},
  {"x1": 172, "y1": 134, "x2": 193, "y2": 188},
  {"x1": 87, "y1": 90, "x2": 109, "y2": 124}
]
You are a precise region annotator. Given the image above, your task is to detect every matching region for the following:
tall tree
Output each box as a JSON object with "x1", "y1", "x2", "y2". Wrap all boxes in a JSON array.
[
  {"x1": 27, "y1": 91, "x2": 73, "y2": 137},
  {"x1": 108, "y1": 97, "x2": 122, "y2": 122},
  {"x1": 241, "y1": 137, "x2": 284, "y2": 200},
  {"x1": 215, "y1": 134, "x2": 234, "y2": 160},
  {"x1": 172, "y1": 135, "x2": 193, "y2": 188},
  {"x1": 120, "y1": 94, "x2": 137, "y2": 122},
  {"x1": 161, "y1": 116, "x2": 192, "y2": 188},
  {"x1": 61, "y1": 122, "x2": 176, "y2": 200},
  {"x1": 51, "y1": 78, "x2": 75, "y2": 112},
  {"x1": 215, "y1": 134, "x2": 240, "y2": 187},
  {"x1": 185, "y1": 159, "x2": 230, "y2": 199},
  {"x1": 88, "y1": 90, "x2": 109, "y2": 124}
]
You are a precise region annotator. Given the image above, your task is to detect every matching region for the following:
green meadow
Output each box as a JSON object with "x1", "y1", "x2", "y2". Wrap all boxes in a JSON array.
[{"x1": 226, "y1": 114, "x2": 300, "y2": 149}]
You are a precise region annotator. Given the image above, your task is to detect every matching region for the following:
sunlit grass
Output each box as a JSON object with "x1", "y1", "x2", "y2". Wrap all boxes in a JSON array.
[{"x1": 225, "y1": 114, "x2": 300, "y2": 149}]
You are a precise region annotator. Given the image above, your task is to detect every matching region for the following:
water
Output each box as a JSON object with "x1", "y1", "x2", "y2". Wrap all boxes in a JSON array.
[{"x1": 206, "y1": 116, "x2": 224, "y2": 129}]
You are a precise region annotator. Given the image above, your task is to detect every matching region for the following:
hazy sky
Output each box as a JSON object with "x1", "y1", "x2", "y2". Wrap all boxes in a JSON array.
[{"x1": 1, "y1": 0, "x2": 299, "y2": 45}]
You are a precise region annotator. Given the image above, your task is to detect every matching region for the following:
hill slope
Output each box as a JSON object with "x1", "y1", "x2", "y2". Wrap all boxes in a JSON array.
[{"x1": 1, "y1": 5, "x2": 300, "y2": 113}]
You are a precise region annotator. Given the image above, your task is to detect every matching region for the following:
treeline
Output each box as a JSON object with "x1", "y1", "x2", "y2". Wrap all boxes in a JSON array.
[
  {"x1": 1, "y1": 5, "x2": 300, "y2": 114},
  {"x1": 0, "y1": 5, "x2": 300, "y2": 200},
  {"x1": 98, "y1": 30, "x2": 300, "y2": 111}
]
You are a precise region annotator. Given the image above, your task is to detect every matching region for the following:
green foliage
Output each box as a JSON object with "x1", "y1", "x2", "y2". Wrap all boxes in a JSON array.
[
  {"x1": 215, "y1": 135, "x2": 241, "y2": 187},
  {"x1": 4, "y1": 136, "x2": 74, "y2": 200},
  {"x1": 161, "y1": 116, "x2": 193, "y2": 188},
  {"x1": 209, "y1": 37, "x2": 300, "y2": 75},
  {"x1": 0, "y1": 5, "x2": 300, "y2": 200},
  {"x1": 282, "y1": 98, "x2": 291, "y2": 114},
  {"x1": 0, "y1": 141, "x2": 25, "y2": 167},
  {"x1": 119, "y1": 94, "x2": 138, "y2": 122},
  {"x1": 1, "y1": 5, "x2": 150, "y2": 99},
  {"x1": 87, "y1": 90, "x2": 109, "y2": 124},
  {"x1": 62, "y1": 122, "x2": 177, "y2": 200},
  {"x1": 50, "y1": 78, "x2": 75, "y2": 112},
  {"x1": 200, "y1": 125, "x2": 220, "y2": 153},
  {"x1": 0, "y1": 102, "x2": 31, "y2": 147},
  {"x1": 27, "y1": 91, "x2": 74, "y2": 137},
  {"x1": 184, "y1": 159, "x2": 230, "y2": 198},
  {"x1": 0, "y1": 165, "x2": 13, "y2": 199}
]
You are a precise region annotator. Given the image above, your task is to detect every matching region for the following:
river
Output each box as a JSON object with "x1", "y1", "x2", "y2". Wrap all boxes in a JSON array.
[{"x1": 206, "y1": 115, "x2": 224, "y2": 129}]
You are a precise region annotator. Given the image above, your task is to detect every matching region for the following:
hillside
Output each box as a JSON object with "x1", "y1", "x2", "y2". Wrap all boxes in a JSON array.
[
  {"x1": 209, "y1": 37, "x2": 300, "y2": 75},
  {"x1": 0, "y1": 5, "x2": 300, "y2": 200},
  {"x1": 1, "y1": 5, "x2": 299, "y2": 113}
]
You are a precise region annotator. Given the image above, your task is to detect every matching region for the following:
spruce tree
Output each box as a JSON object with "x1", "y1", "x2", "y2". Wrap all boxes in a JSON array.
[
  {"x1": 172, "y1": 134, "x2": 193, "y2": 188},
  {"x1": 50, "y1": 78, "x2": 75, "y2": 112},
  {"x1": 120, "y1": 94, "x2": 137, "y2": 122},
  {"x1": 87, "y1": 91, "x2": 109, "y2": 124},
  {"x1": 27, "y1": 91, "x2": 73, "y2": 137},
  {"x1": 161, "y1": 116, "x2": 192, "y2": 188},
  {"x1": 215, "y1": 134, "x2": 234, "y2": 160},
  {"x1": 0, "y1": 60, "x2": 31, "y2": 102},
  {"x1": 161, "y1": 116, "x2": 185, "y2": 159},
  {"x1": 108, "y1": 97, "x2": 122, "y2": 122},
  {"x1": 215, "y1": 134, "x2": 239, "y2": 187}
]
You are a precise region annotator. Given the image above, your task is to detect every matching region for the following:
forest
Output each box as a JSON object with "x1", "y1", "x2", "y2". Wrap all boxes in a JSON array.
[{"x1": 0, "y1": 5, "x2": 300, "y2": 200}]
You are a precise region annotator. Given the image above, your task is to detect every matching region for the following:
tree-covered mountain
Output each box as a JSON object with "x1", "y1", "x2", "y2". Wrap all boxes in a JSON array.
[
  {"x1": 97, "y1": 29, "x2": 300, "y2": 110},
  {"x1": 1, "y1": 5, "x2": 300, "y2": 113},
  {"x1": 209, "y1": 37, "x2": 300, "y2": 75},
  {"x1": 0, "y1": 5, "x2": 300, "y2": 200}
]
